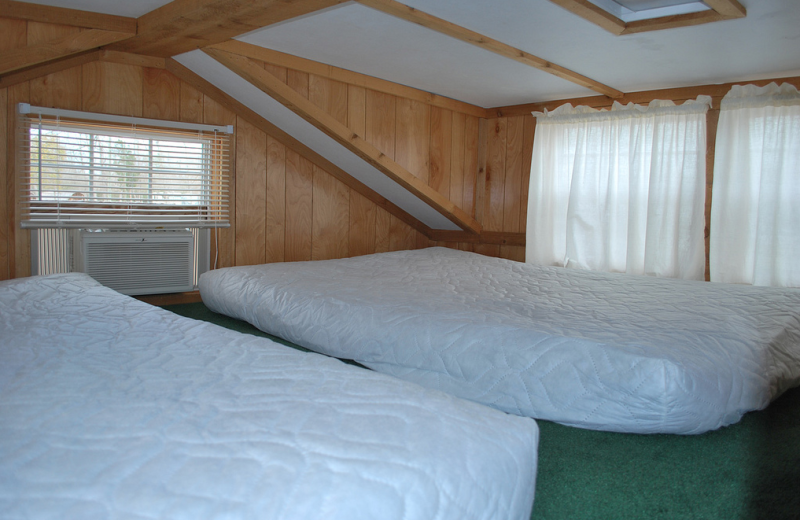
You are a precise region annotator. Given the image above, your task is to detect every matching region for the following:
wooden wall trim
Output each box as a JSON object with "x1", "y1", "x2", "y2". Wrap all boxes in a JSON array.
[
  {"x1": 136, "y1": 291, "x2": 203, "y2": 306},
  {"x1": 704, "y1": 108, "x2": 720, "y2": 282},
  {"x1": 490, "y1": 75, "x2": 800, "y2": 117},
  {"x1": 0, "y1": 0, "x2": 137, "y2": 33},
  {"x1": 208, "y1": 40, "x2": 489, "y2": 119},
  {"x1": 165, "y1": 58, "x2": 433, "y2": 237},
  {"x1": 204, "y1": 48, "x2": 482, "y2": 234},
  {"x1": 428, "y1": 230, "x2": 525, "y2": 246}
]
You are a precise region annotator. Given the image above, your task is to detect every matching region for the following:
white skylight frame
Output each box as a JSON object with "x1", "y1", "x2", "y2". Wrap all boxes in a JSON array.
[{"x1": 587, "y1": 0, "x2": 711, "y2": 22}]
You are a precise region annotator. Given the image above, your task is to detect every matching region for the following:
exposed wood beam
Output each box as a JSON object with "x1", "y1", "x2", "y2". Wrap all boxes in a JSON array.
[
  {"x1": 549, "y1": 0, "x2": 746, "y2": 35},
  {"x1": 489, "y1": 75, "x2": 800, "y2": 117},
  {"x1": 204, "y1": 48, "x2": 482, "y2": 233},
  {"x1": 108, "y1": 0, "x2": 348, "y2": 58},
  {"x1": 165, "y1": 58, "x2": 434, "y2": 237},
  {"x1": 355, "y1": 0, "x2": 622, "y2": 99},
  {"x1": 703, "y1": 0, "x2": 746, "y2": 19},
  {"x1": 0, "y1": 29, "x2": 133, "y2": 76},
  {"x1": 208, "y1": 40, "x2": 490, "y2": 119},
  {"x1": 0, "y1": 0, "x2": 137, "y2": 32},
  {"x1": 0, "y1": 49, "x2": 100, "y2": 89},
  {"x1": 622, "y1": 10, "x2": 724, "y2": 35},
  {"x1": 98, "y1": 50, "x2": 166, "y2": 69}
]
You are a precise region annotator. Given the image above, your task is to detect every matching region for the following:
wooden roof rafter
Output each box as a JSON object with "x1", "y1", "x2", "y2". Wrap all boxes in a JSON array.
[
  {"x1": 354, "y1": 0, "x2": 623, "y2": 99},
  {"x1": 0, "y1": 29, "x2": 135, "y2": 76},
  {"x1": 203, "y1": 47, "x2": 482, "y2": 234},
  {"x1": 0, "y1": 0, "x2": 137, "y2": 32},
  {"x1": 164, "y1": 58, "x2": 435, "y2": 237},
  {"x1": 548, "y1": 0, "x2": 746, "y2": 36},
  {"x1": 107, "y1": 0, "x2": 349, "y2": 58}
]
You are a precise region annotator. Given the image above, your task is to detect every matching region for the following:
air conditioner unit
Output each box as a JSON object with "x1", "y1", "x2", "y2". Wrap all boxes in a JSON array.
[{"x1": 76, "y1": 230, "x2": 195, "y2": 296}]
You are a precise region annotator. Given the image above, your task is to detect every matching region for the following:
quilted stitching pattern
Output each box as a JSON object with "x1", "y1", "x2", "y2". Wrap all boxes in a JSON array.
[
  {"x1": 200, "y1": 247, "x2": 800, "y2": 434},
  {"x1": 0, "y1": 273, "x2": 538, "y2": 520}
]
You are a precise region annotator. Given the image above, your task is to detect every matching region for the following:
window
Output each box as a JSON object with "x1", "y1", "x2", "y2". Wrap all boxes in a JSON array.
[
  {"x1": 710, "y1": 83, "x2": 800, "y2": 287},
  {"x1": 525, "y1": 97, "x2": 710, "y2": 280},
  {"x1": 17, "y1": 104, "x2": 232, "y2": 229}
]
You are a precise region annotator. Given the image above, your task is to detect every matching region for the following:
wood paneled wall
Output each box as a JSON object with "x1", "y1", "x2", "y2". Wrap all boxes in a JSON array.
[
  {"x1": 1, "y1": 16, "x2": 515, "y2": 282},
  {"x1": 477, "y1": 115, "x2": 534, "y2": 261}
]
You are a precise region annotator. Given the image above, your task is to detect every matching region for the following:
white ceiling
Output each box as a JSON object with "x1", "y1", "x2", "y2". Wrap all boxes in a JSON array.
[
  {"x1": 239, "y1": 0, "x2": 800, "y2": 108},
  {"x1": 16, "y1": 0, "x2": 800, "y2": 108}
]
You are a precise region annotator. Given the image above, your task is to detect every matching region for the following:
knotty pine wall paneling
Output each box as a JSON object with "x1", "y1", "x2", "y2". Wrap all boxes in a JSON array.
[
  {"x1": 347, "y1": 86, "x2": 377, "y2": 257},
  {"x1": 0, "y1": 21, "x2": 497, "y2": 281},
  {"x1": 312, "y1": 164, "x2": 349, "y2": 260},
  {"x1": 429, "y1": 106, "x2": 452, "y2": 200},
  {"x1": 8, "y1": 76, "x2": 30, "y2": 280},
  {"x1": 2, "y1": 17, "x2": 27, "y2": 280},
  {"x1": 143, "y1": 67, "x2": 181, "y2": 121},
  {"x1": 0, "y1": 86, "x2": 8, "y2": 280},
  {"x1": 265, "y1": 135, "x2": 287, "y2": 263},
  {"x1": 395, "y1": 98, "x2": 430, "y2": 185},
  {"x1": 484, "y1": 116, "x2": 508, "y2": 233},
  {"x1": 284, "y1": 149, "x2": 313, "y2": 263},
  {"x1": 235, "y1": 117, "x2": 267, "y2": 266},
  {"x1": 472, "y1": 114, "x2": 532, "y2": 261}
]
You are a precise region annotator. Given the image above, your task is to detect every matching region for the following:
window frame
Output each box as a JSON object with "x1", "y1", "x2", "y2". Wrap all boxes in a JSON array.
[{"x1": 17, "y1": 103, "x2": 233, "y2": 230}]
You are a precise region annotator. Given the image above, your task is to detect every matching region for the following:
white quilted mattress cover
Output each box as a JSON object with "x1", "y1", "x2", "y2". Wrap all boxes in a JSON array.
[
  {"x1": 0, "y1": 273, "x2": 538, "y2": 520},
  {"x1": 200, "y1": 247, "x2": 800, "y2": 434}
]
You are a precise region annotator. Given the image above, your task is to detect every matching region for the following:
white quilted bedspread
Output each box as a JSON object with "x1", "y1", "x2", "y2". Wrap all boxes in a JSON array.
[
  {"x1": 0, "y1": 273, "x2": 538, "y2": 520},
  {"x1": 200, "y1": 247, "x2": 800, "y2": 434}
]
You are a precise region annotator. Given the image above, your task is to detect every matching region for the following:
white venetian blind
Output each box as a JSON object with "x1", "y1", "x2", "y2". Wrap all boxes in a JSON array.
[{"x1": 17, "y1": 103, "x2": 232, "y2": 229}]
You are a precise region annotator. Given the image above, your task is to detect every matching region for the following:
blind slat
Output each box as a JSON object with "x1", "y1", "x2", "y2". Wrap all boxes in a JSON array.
[{"x1": 18, "y1": 107, "x2": 231, "y2": 229}]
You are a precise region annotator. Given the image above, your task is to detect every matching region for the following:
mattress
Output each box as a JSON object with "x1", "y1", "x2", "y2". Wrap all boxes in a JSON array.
[
  {"x1": 200, "y1": 247, "x2": 800, "y2": 434},
  {"x1": 0, "y1": 273, "x2": 538, "y2": 520}
]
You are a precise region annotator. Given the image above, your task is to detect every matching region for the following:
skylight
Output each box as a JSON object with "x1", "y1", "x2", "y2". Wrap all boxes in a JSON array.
[{"x1": 587, "y1": 0, "x2": 711, "y2": 22}]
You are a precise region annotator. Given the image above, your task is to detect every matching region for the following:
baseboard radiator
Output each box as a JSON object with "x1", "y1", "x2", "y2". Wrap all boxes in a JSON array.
[{"x1": 77, "y1": 230, "x2": 195, "y2": 296}]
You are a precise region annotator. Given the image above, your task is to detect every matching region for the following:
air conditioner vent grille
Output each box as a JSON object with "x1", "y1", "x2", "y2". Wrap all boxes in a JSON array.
[{"x1": 80, "y1": 231, "x2": 194, "y2": 295}]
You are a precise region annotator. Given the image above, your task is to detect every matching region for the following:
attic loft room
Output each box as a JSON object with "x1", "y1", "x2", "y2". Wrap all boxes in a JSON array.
[{"x1": 1, "y1": 0, "x2": 799, "y2": 518}]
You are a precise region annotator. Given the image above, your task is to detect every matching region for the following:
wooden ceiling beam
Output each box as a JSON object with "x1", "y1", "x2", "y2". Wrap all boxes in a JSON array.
[
  {"x1": 622, "y1": 10, "x2": 724, "y2": 35},
  {"x1": 208, "y1": 40, "x2": 490, "y2": 118},
  {"x1": 355, "y1": 0, "x2": 622, "y2": 99},
  {"x1": 0, "y1": 49, "x2": 100, "y2": 89},
  {"x1": 703, "y1": 0, "x2": 746, "y2": 19},
  {"x1": 164, "y1": 57, "x2": 434, "y2": 237},
  {"x1": 98, "y1": 50, "x2": 166, "y2": 70},
  {"x1": 549, "y1": 0, "x2": 746, "y2": 35},
  {"x1": 0, "y1": 0, "x2": 137, "y2": 32},
  {"x1": 204, "y1": 47, "x2": 482, "y2": 233},
  {"x1": 0, "y1": 29, "x2": 134, "y2": 76},
  {"x1": 108, "y1": 0, "x2": 348, "y2": 58}
]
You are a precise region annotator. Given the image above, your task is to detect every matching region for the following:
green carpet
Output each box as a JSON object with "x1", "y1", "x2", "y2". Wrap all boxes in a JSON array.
[{"x1": 163, "y1": 302, "x2": 800, "y2": 520}]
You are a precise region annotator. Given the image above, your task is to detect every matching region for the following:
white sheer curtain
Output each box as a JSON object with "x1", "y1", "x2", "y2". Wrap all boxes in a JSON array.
[
  {"x1": 526, "y1": 98, "x2": 710, "y2": 280},
  {"x1": 710, "y1": 83, "x2": 800, "y2": 287}
]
